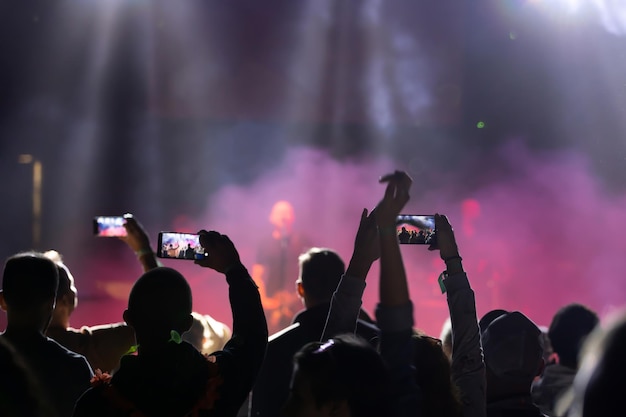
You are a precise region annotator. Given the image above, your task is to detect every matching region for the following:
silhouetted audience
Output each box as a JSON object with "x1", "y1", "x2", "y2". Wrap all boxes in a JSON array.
[
  {"x1": 531, "y1": 303, "x2": 598, "y2": 417},
  {"x1": 0, "y1": 336, "x2": 57, "y2": 417},
  {"x1": 249, "y1": 247, "x2": 378, "y2": 417},
  {"x1": 44, "y1": 250, "x2": 136, "y2": 373},
  {"x1": 282, "y1": 334, "x2": 392, "y2": 417},
  {"x1": 322, "y1": 171, "x2": 484, "y2": 417},
  {"x1": 45, "y1": 216, "x2": 231, "y2": 373},
  {"x1": 0, "y1": 252, "x2": 93, "y2": 417},
  {"x1": 482, "y1": 311, "x2": 545, "y2": 417},
  {"x1": 1, "y1": 175, "x2": 619, "y2": 417},
  {"x1": 557, "y1": 310, "x2": 626, "y2": 417},
  {"x1": 73, "y1": 230, "x2": 267, "y2": 417}
]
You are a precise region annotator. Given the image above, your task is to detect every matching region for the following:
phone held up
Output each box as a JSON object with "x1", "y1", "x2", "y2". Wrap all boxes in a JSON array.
[
  {"x1": 395, "y1": 214, "x2": 437, "y2": 245},
  {"x1": 93, "y1": 215, "x2": 131, "y2": 237},
  {"x1": 157, "y1": 232, "x2": 208, "y2": 261}
]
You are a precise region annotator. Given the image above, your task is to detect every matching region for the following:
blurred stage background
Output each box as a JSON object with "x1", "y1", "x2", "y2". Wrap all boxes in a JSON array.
[{"x1": 1, "y1": 0, "x2": 625, "y2": 337}]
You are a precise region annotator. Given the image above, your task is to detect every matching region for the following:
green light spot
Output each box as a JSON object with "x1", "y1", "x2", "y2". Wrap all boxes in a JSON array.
[
  {"x1": 509, "y1": 31, "x2": 517, "y2": 40},
  {"x1": 477, "y1": 121, "x2": 486, "y2": 129}
]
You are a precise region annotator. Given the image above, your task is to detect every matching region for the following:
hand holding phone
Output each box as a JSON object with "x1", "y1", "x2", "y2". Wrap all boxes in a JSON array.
[
  {"x1": 194, "y1": 230, "x2": 241, "y2": 273},
  {"x1": 395, "y1": 214, "x2": 437, "y2": 245},
  {"x1": 428, "y1": 214, "x2": 459, "y2": 258},
  {"x1": 157, "y1": 232, "x2": 208, "y2": 260}
]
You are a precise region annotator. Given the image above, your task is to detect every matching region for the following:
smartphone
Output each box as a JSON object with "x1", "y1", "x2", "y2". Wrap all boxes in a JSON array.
[
  {"x1": 93, "y1": 216, "x2": 128, "y2": 237},
  {"x1": 395, "y1": 214, "x2": 436, "y2": 245},
  {"x1": 157, "y1": 232, "x2": 208, "y2": 260}
]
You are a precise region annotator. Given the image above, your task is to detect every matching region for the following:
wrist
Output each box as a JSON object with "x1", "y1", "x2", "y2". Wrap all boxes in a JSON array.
[
  {"x1": 444, "y1": 257, "x2": 464, "y2": 275},
  {"x1": 135, "y1": 248, "x2": 153, "y2": 258}
]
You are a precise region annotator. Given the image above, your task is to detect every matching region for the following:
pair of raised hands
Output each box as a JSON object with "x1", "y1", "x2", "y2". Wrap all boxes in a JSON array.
[{"x1": 351, "y1": 171, "x2": 461, "y2": 263}]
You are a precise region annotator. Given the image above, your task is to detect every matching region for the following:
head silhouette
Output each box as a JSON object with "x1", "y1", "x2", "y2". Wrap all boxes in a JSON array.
[
  {"x1": 296, "y1": 248, "x2": 345, "y2": 308},
  {"x1": 565, "y1": 311, "x2": 626, "y2": 417},
  {"x1": 548, "y1": 303, "x2": 599, "y2": 369},
  {"x1": 123, "y1": 267, "x2": 193, "y2": 347},
  {"x1": 284, "y1": 334, "x2": 390, "y2": 417},
  {"x1": 1, "y1": 252, "x2": 59, "y2": 332}
]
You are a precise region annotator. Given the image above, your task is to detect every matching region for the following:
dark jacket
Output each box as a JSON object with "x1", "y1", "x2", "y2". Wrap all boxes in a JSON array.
[
  {"x1": 73, "y1": 264, "x2": 268, "y2": 417},
  {"x1": 531, "y1": 363, "x2": 576, "y2": 417},
  {"x1": 249, "y1": 302, "x2": 379, "y2": 417},
  {"x1": 0, "y1": 332, "x2": 93, "y2": 417}
]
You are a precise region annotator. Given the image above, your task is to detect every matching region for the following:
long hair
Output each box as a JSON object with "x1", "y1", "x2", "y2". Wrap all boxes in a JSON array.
[{"x1": 412, "y1": 330, "x2": 462, "y2": 417}]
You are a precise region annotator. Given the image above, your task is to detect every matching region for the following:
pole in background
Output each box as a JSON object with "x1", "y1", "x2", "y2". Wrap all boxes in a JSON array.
[{"x1": 18, "y1": 154, "x2": 42, "y2": 249}]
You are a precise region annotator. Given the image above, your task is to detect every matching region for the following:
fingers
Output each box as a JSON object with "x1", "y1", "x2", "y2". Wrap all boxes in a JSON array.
[
  {"x1": 379, "y1": 171, "x2": 413, "y2": 204},
  {"x1": 434, "y1": 214, "x2": 453, "y2": 232},
  {"x1": 197, "y1": 230, "x2": 222, "y2": 247},
  {"x1": 379, "y1": 171, "x2": 413, "y2": 188}
]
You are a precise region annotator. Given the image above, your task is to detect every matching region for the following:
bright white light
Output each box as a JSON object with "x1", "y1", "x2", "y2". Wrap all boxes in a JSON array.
[{"x1": 592, "y1": 0, "x2": 626, "y2": 36}]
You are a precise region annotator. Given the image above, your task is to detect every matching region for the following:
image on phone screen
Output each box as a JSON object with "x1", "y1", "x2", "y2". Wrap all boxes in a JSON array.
[
  {"x1": 93, "y1": 216, "x2": 128, "y2": 237},
  {"x1": 157, "y1": 232, "x2": 208, "y2": 260},
  {"x1": 395, "y1": 215, "x2": 436, "y2": 245}
]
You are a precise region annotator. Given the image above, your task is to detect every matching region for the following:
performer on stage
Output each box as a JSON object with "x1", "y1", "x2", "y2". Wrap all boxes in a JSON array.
[{"x1": 252, "y1": 200, "x2": 312, "y2": 334}]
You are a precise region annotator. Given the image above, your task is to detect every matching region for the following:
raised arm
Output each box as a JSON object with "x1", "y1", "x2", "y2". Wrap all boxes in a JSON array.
[
  {"x1": 119, "y1": 214, "x2": 159, "y2": 272},
  {"x1": 430, "y1": 214, "x2": 486, "y2": 417},
  {"x1": 195, "y1": 230, "x2": 268, "y2": 416},
  {"x1": 374, "y1": 171, "x2": 422, "y2": 417},
  {"x1": 321, "y1": 208, "x2": 379, "y2": 340}
]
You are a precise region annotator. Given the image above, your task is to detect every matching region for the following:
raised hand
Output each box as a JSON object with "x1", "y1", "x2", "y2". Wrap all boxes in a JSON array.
[
  {"x1": 375, "y1": 170, "x2": 413, "y2": 228},
  {"x1": 353, "y1": 208, "x2": 380, "y2": 264},
  {"x1": 428, "y1": 214, "x2": 460, "y2": 260},
  {"x1": 119, "y1": 214, "x2": 152, "y2": 253},
  {"x1": 194, "y1": 230, "x2": 241, "y2": 273},
  {"x1": 119, "y1": 214, "x2": 159, "y2": 271}
]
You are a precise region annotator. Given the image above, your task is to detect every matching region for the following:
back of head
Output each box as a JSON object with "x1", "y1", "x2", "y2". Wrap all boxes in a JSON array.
[
  {"x1": 2, "y1": 252, "x2": 58, "y2": 311},
  {"x1": 548, "y1": 303, "x2": 599, "y2": 369},
  {"x1": 126, "y1": 267, "x2": 192, "y2": 342},
  {"x1": 298, "y1": 248, "x2": 345, "y2": 305},
  {"x1": 293, "y1": 334, "x2": 390, "y2": 417},
  {"x1": 43, "y1": 250, "x2": 77, "y2": 304},
  {"x1": 565, "y1": 311, "x2": 626, "y2": 417},
  {"x1": 479, "y1": 309, "x2": 508, "y2": 335},
  {"x1": 412, "y1": 330, "x2": 462, "y2": 417},
  {"x1": 482, "y1": 311, "x2": 543, "y2": 394}
]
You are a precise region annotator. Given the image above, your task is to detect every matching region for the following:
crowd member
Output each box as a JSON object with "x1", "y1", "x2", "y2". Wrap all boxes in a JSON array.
[
  {"x1": 249, "y1": 247, "x2": 378, "y2": 417},
  {"x1": 184, "y1": 311, "x2": 232, "y2": 355},
  {"x1": 0, "y1": 331, "x2": 58, "y2": 417},
  {"x1": 556, "y1": 310, "x2": 626, "y2": 417},
  {"x1": 282, "y1": 334, "x2": 391, "y2": 417},
  {"x1": 0, "y1": 252, "x2": 93, "y2": 417},
  {"x1": 531, "y1": 304, "x2": 599, "y2": 417},
  {"x1": 252, "y1": 200, "x2": 313, "y2": 333},
  {"x1": 322, "y1": 170, "x2": 485, "y2": 417},
  {"x1": 482, "y1": 311, "x2": 545, "y2": 417},
  {"x1": 440, "y1": 317, "x2": 453, "y2": 360},
  {"x1": 73, "y1": 230, "x2": 267, "y2": 417},
  {"x1": 45, "y1": 216, "x2": 231, "y2": 372}
]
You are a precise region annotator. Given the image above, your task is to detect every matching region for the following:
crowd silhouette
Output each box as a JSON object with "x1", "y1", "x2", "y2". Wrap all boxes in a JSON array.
[{"x1": 0, "y1": 171, "x2": 623, "y2": 417}]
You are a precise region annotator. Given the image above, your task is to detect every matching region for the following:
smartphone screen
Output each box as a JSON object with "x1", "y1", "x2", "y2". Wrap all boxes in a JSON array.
[
  {"x1": 157, "y1": 232, "x2": 208, "y2": 260},
  {"x1": 395, "y1": 214, "x2": 436, "y2": 245},
  {"x1": 93, "y1": 216, "x2": 128, "y2": 237}
]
